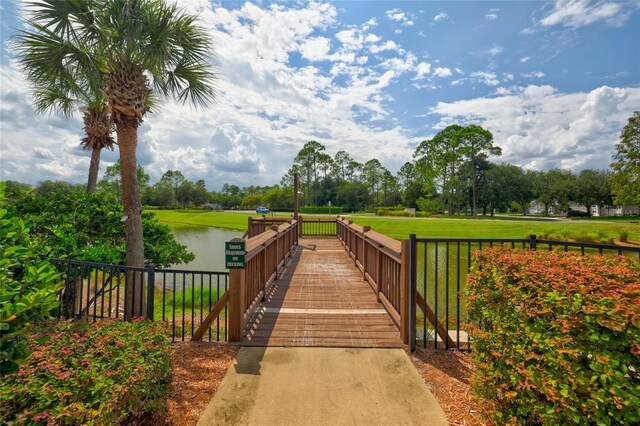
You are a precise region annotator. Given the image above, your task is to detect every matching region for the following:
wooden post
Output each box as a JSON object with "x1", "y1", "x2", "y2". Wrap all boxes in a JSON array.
[
  {"x1": 400, "y1": 239, "x2": 410, "y2": 344},
  {"x1": 298, "y1": 215, "x2": 303, "y2": 238},
  {"x1": 228, "y1": 267, "x2": 246, "y2": 342},
  {"x1": 376, "y1": 245, "x2": 383, "y2": 302},
  {"x1": 247, "y1": 216, "x2": 252, "y2": 237},
  {"x1": 293, "y1": 173, "x2": 299, "y2": 221},
  {"x1": 362, "y1": 226, "x2": 371, "y2": 280}
]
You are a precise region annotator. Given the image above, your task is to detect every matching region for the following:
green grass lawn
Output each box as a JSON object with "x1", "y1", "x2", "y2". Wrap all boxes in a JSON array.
[{"x1": 152, "y1": 209, "x2": 640, "y2": 243}]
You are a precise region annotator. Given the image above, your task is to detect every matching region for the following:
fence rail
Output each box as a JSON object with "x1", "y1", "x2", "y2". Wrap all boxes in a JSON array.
[
  {"x1": 49, "y1": 258, "x2": 229, "y2": 342},
  {"x1": 337, "y1": 217, "x2": 411, "y2": 342},
  {"x1": 228, "y1": 219, "x2": 299, "y2": 342},
  {"x1": 411, "y1": 235, "x2": 640, "y2": 352}
]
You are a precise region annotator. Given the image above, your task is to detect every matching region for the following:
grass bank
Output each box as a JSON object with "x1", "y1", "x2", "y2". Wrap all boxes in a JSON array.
[{"x1": 152, "y1": 209, "x2": 640, "y2": 243}]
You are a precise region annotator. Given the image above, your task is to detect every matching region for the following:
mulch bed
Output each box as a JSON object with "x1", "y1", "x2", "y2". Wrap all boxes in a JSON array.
[
  {"x1": 147, "y1": 342, "x2": 238, "y2": 425},
  {"x1": 409, "y1": 347, "x2": 484, "y2": 426}
]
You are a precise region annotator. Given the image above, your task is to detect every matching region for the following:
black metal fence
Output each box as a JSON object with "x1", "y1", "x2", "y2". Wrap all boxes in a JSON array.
[
  {"x1": 411, "y1": 235, "x2": 640, "y2": 351},
  {"x1": 49, "y1": 259, "x2": 229, "y2": 342}
]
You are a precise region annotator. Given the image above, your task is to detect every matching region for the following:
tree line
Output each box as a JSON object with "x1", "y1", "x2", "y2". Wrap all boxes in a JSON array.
[{"x1": 6, "y1": 111, "x2": 636, "y2": 217}]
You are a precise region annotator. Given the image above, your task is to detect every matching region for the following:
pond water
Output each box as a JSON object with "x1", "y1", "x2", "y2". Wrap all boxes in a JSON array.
[{"x1": 167, "y1": 224, "x2": 242, "y2": 272}]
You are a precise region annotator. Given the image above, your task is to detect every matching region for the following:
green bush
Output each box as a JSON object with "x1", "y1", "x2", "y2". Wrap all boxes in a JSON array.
[
  {"x1": 0, "y1": 185, "x2": 62, "y2": 375},
  {"x1": 467, "y1": 248, "x2": 640, "y2": 425},
  {"x1": 300, "y1": 206, "x2": 343, "y2": 214},
  {"x1": 0, "y1": 319, "x2": 172, "y2": 425}
]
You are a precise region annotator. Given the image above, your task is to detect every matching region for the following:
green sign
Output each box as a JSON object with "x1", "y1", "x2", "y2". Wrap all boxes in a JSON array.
[{"x1": 225, "y1": 241, "x2": 246, "y2": 269}]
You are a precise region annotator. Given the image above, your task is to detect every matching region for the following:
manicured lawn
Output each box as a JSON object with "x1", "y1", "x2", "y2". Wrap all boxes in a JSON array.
[{"x1": 152, "y1": 209, "x2": 640, "y2": 243}]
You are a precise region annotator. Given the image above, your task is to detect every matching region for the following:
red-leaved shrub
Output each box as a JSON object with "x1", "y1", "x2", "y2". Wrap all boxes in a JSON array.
[
  {"x1": 0, "y1": 319, "x2": 172, "y2": 425},
  {"x1": 466, "y1": 248, "x2": 639, "y2": 425}
]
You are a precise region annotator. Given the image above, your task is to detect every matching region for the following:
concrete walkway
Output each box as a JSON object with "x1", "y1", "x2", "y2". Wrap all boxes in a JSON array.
[{"x1": 198, "y1": 347, "x2": 448, "y2": 426}]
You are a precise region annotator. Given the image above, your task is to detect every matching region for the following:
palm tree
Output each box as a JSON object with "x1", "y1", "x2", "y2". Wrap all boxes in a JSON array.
[
  {"x1": 17, "y1": 0, "x2": 216, "y2": 317},
  {"x1": 82, "y1": 102, "x2": 115, "y2": 193}
]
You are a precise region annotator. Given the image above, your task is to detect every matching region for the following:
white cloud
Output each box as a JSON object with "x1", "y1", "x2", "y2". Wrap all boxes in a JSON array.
[
  {"x1": 414, "y1": 62, "x2": 432, "y2": 79},
  {"x1": 369, "y1": 40, "x2": 398, "y2": 54},
  {"x1": 386, "y1": 8, "x2": 407, "y2": 22},
  {"x1": 385, "y1": 8, "x2": 416, "y2": 26},
  {"x1": 431, "y1": 85, "x2": 640, "y2": 171},
  {"x1": 520, "y1": 56, "x2": 531, "y2": 63},
  {"x1": 300, "y1": 37, "x2": 331, "y2": 61},
  {"x1": 487, "y1": 46, "x2": 503, "y2": 56},
  {"x1": 522, "y1": 71, "x2": 546, "y2": 78},
  {"x1": 433, "y1": 67, "x2": 452, "y2": 77},
  {"x1": 1, "y1": 1, "x2": 421, "y2": 188},
  {"x1": 485, "y1": 13, "x2": 498, "y2": 21},
  {"x1": 364, "y1": 33, "x2": 381, "y2": 43},
  {"x1": 433, "y1": 12, "x2": 449, "y2": 22},
  {"x1": 471, "y1": 71, "x2": 500, "y2": 86},
  {"x1": 532, "y1": 0, "x2": 631, "y2": 30}
]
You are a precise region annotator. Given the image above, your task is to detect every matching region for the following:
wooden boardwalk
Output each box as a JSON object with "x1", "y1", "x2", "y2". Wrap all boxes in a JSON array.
[{"x1": 241, "y1": 238, "x2": 403, "y2": 348}]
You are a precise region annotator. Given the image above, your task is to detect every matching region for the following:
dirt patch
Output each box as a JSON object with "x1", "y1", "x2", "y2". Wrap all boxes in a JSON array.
[
  {"x1": 147, "y1": 342, "x2": 238, "y2": 425},
  {"x1": 409, "y1": 347, "x2": 484, "y2": 426}
]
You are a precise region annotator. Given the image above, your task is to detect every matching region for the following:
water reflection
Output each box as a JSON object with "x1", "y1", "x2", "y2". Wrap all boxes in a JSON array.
[{"x1": 167, "y1": 224, "x2": 242, "y2": 272}]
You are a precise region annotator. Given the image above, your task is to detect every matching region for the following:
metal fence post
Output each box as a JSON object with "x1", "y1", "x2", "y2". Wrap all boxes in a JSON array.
[
  {"x1": 147, "y1": 263, "x2": 155, "y2": 320},
  {"x1": 409, "y1": 234, "x2": 417, "y2": 352},
  {"x1": 529, "y1": 234, "x2": 537, "y2": 251}
]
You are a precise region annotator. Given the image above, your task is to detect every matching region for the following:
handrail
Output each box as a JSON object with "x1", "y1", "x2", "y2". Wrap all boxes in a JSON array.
[
  {"x1": 228, "y1": 219, "x2": 299, "y2": 342},
  {"x1": 336, "y1": 217, "x2": 411, "y2": 343}
]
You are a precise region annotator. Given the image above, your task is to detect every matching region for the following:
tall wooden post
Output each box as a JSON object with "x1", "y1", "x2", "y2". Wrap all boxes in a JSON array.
[
  {"x1": 228, "y1": 237, "x2": 246, "y2": 343},
  {"x1": 362, "y1": 226, "x2": 371, "y2": 279},
  {"x1": 293, "y1": 173, "x2": 299, "y2": 221},
  {"x1": 228, "y1": 268, "x2": 246, "y2": 342},
  {"x1": 400, "y1": 239, "x2": 410, "y2": 344}
]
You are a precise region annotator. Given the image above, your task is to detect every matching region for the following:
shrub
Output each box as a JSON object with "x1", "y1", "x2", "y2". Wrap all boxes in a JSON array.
[
  {"x1": 0, "y1": 185, "x2": 61, "y2": 375},
  {"x1": 467, "y1": 248, "x2": 640, "y2": 425},
  {"x1": 0, "y1": 319, "x2": 172, "y2": 425},
  {"x1": 300, "y1": 206, "x2": 343, "y2": 214}
]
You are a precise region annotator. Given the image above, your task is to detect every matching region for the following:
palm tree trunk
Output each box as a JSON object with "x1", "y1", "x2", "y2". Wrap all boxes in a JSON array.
[
  {"x1": 117, "y1": 122, "x2": 145, "y2": 320},
  {"x1": 86, "y1": 146, "x2": 101, "y2": 194}
]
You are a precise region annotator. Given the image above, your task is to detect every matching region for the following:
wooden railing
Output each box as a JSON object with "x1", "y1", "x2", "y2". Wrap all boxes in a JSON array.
[
  {"x1": 248, "y1": 216, "x2": 337, "y2": 238},
  {"x1": 246, "y1": 216, "x2": 291, "y2": 238},
  {"x1": 336, "y1": 217, "x2": 411, "y2": 343},
  {"x1": 228, "y1": 220, "x2": 299, "y2": 342}
]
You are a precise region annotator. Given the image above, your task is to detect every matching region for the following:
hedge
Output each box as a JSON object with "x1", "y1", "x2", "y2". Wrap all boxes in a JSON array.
[
  {"x1": 466, "y1": 248, "x2": 640, "y2": 425},
  {"x1": 0, "y1": 319, "x2": 172, "y2": 425},
  {"x1": 300, "y1": 206, "x2": 342, "y2": 214}
]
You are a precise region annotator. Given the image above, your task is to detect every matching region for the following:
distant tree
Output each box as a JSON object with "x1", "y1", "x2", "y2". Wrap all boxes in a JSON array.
[
  {"x1": 176, "y1": 180, "x2": 194, "y2": 208},
  {"x1": 458, "y1": 125, "x2": 502, "y2": 215},
  {"x1": 478, "y1": 164, "x2": 532, "y2": 215},
  {"x1": 152, "y1": 182, "x2": 175, "y2": 208},
  {"x1": 362, "y1": 159, "x2": 385, "y2": 208},
  {"x1": 610, "y1": 111, "x2": 640, "y2": 205},
  {"x1": 346, "y1": 160, "x2": 363, "y2": 182},
  {"x1": 192, "y1": 180, "x2": 208, "y2": 207},
  {"x1": 397, "y1": 162, "x2": 425, "y2": 209},
  {"x1": 160, "y1": 170, "x2": 186, "y2": 198},
  {"x1": 3, "y1": 181, "x2": 32, "y2": 201},
  {"x1": 294, "y1": 141, "x2": 327, "y2": 205},
  {"x1": 573, "y1": 169, "x2": 612, "y2": 216},
  {"x1": 336, "y1": 182, "x2": 371, "y2": 212},
  {"x1": 414, "y1": 125, "x2": 464, "y2": 215},
  {"x1": 35, "y1": 180, "x2": 84, "y2": 197},
  {"x1": 333, "y1": 151, "x2": 353, "y2": 181},
  {"x1": 98, "y1": 161, "x2": 149, "y2": 202},
  {"x1": 533, "y1": 169, "x2": 575, "y2": 215}
]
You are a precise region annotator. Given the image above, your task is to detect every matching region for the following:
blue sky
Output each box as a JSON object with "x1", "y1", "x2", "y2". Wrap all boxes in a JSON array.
[{"x1": 1, "y1": 1, "x2": 639, "y2": 190}]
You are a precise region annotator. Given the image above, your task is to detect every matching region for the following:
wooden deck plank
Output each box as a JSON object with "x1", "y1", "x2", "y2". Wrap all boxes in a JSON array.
[{"x1": 241, "y1": 238, "x2": 403, "y2": 348}]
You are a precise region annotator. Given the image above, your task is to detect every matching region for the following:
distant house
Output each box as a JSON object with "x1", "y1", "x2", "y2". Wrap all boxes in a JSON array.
[
  {"x1": 596, "y1": 205, "x2": 640, "y2": 217},
  {"x1": 203, "y1": 203, "x2": 222, "y2": 211},
  {"x1": 528, "y1": 201, "x2": 640, "y2": 216}
]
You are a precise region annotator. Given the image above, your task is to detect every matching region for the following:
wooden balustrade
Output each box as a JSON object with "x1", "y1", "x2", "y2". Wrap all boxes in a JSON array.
[
  {"x1": 228, "y1": 220, "x2": 299, "y2": 342},
  {"x1": 336, "y1": 217, "x2": 410, "y2": 343}
]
